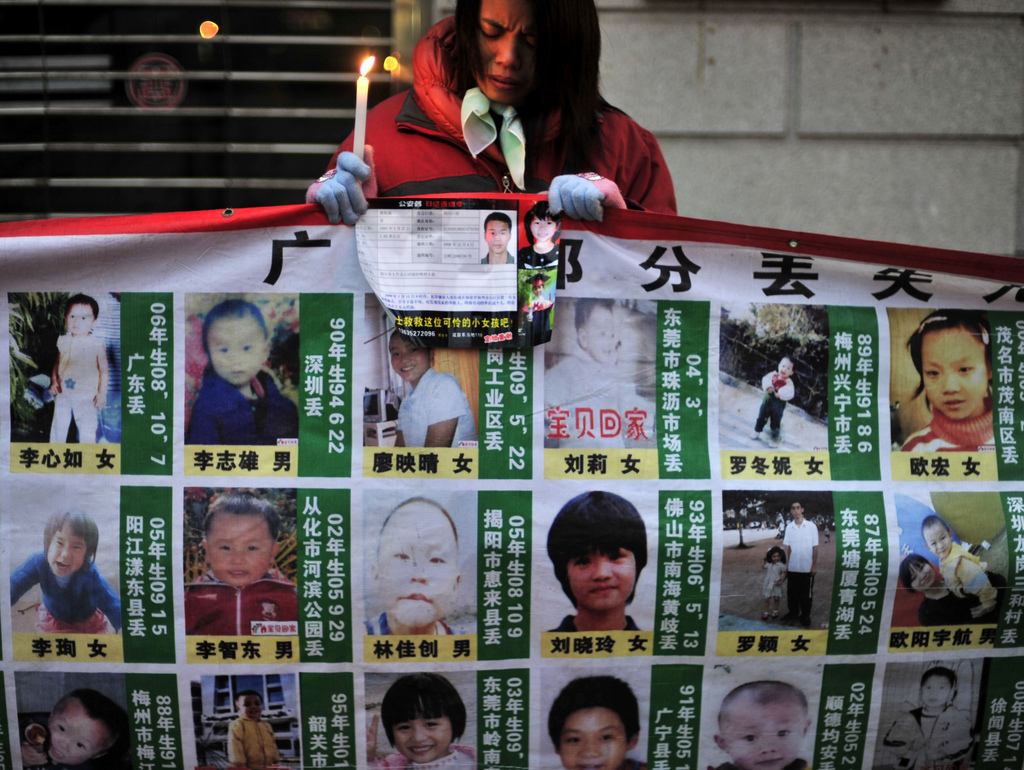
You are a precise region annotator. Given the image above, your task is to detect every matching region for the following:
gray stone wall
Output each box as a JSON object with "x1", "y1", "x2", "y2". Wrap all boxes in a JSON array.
[{"x1": 597, "y1": 3, "x2": 1024, "y2": 255}]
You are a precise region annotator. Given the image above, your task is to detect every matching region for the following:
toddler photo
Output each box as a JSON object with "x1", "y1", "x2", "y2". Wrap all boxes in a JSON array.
[
  {"x1": 8, "y1": 292, "x2": 121, "y2": 444},
  {"x1": 192, "y1": 674, "x2": 299, "y2": 769},
  {"x1": 717, "y1": 303, "x2": 829, "y2": 452},
  {"x1": 185, "y1": 293, "x2": 299, "y2": 446},
  {"x1": 183, "y1": 488, "x2": 298, "y2": 636}
]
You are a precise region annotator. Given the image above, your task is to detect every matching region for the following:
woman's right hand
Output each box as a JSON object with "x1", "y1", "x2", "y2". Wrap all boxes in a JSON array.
[
  {"x1": 366, "y1": 712, "x2": 380, "y2": 763},
  {"x1": 309, "y1": 151, "x2": 373, "y2": 226},
  {"x1": 49, "y1": 375, "x2": 61, "y2": 396}
]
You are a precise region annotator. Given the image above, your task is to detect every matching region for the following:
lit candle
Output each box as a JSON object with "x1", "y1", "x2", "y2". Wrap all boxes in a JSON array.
[{"x1": 353, "y1": 56, "x2": 376, "y2": 161}]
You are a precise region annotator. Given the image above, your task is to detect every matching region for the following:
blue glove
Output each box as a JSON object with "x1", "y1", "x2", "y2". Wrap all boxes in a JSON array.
[
  {"x1": 548, "y1": 174, "x2": 605, "y2": 221},
  {"x1": 314, "y1": 152, "x2": 371, "y2": 226}
]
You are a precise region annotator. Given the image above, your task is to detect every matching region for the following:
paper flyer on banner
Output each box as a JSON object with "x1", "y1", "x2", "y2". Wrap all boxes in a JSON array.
[{"x1": 355, "y1": 196, "x2": 560, "y2": 348}]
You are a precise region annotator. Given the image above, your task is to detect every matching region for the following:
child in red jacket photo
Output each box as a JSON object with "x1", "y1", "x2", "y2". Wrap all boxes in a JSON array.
[{"x1": 184, "y1": 491, "x2": 297, "y2": 636}]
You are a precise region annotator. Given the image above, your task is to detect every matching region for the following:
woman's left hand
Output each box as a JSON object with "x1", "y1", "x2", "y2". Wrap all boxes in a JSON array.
[{"x1": 548, "y1": 174, "x2": 626, "y2": 221}]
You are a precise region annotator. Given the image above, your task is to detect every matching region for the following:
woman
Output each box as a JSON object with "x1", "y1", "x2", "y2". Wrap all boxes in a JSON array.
[
  {"x1": 308, "y1": 0, "x2": 676, "y2": 224},
  {"x1": 898, "y1": 554, "x2": 1003, "y2": 626}
]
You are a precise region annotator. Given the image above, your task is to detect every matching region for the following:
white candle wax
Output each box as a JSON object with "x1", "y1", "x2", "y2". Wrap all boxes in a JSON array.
[{"x1": 353, "y1": 74, "x2": 369, "y2": 161}]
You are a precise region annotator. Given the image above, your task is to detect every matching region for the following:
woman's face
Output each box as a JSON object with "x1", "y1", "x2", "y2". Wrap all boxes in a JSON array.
[
  {"x1": 530, "y1": 215, "x2": 559, "y2": 246},
  {"x1": 909, "y1": 562, "x2": 939, "y2": 591},
  {"x1": 390, "y1": 334, "x2": 432, "y2": 389},
  {"x1": 475, "y1": 0, "x2": 536, "y2": 105},
  {"x1": 920, "y1": 326, "x2": 990, "y2": 421}
]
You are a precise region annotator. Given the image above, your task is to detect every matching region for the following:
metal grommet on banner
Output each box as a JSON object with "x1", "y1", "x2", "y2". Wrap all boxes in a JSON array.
[
  {"x1": 788, "y1": 239, "x2": 799, "y2": 248},
  {"x1": 222, "y1": 208, "x2": 234, "y2": 217}
]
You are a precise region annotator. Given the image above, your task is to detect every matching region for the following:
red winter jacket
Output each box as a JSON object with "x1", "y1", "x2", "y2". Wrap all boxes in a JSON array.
[
  {"x1": 184, "y1": 571, "x2": 298, "y2": 636},
  {"x1": 318, "y1": 17, "x2": 677, "y2": 214}
]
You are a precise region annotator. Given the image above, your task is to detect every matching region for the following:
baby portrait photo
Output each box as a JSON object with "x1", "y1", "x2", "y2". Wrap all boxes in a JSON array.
[
  {"x1": 9, "y1": 291, "x2": 122, "y2": 445},
  {"x1": 535, "y1": 487, "x2": 657, "y2": 634},
  {"x1": 363, "y1": 490, "x2": 477, "y2": 636},
  {"x1": 718, "y1": 490, "x2": 835, "y2": 632},
  {"x1": 891, "y1": 492, "x2": 1008, "y2": 628},
  {"x1": 364, "y1": 671, "x2": 477, "y2": 769},
  {"x1": 9, "y1": 481, "x2": 122, "y2": 636},
  {"x1": 888, "y1": 308, "x2": 993, "y2": 453},
  {"x1": 16, "y1": 671, "x2": 132, "y2": 770},
  {"x1": 700, "y1": 661, "x2": 822, "y2": 770},
  {"x1": 361, "y1": 294, "x2": 479, "y2": 449},
  {"x1": 543, "y1": 297, "x2": 658, "y2": 450},
  {"x1": 192, "y1": 673, "x2": 299, "y2": 770},
  {"x1": 183, "y1": 487, "x2": 298, "y2": 637},
  {"x1": 184, "y1": 293, "x2": 300, "y2": 446},
  {"x1": 542, "y1": 667, "x2": 650, "y2": 770},
  {"x1": 872, "y1": 659, "x2": 981, "y2": 770}
]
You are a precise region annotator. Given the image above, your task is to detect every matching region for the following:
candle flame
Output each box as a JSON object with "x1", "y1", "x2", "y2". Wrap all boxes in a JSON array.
[
  {"x1": 359, "y1": 56, "x2": 376, "y2": 77},
  {"x1": 199, "y1": 21, "x2": 219, "y2": 39}
]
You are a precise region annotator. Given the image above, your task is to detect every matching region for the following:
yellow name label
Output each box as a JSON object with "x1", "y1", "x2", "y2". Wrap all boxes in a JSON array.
[
  {"x1": 887, "y1": 624, "x2": 997, "y2": 653},
  {"x1": 14, "y1": 632, "x2": 123, "y2": 662},
  {"x1": 716, "y1": 629, "x2": 828, "y2": 657},
  {"x1": 11, "y1": 443, "x2": 120, "y2": 474},
  {"x1": 720, "y1": 451, "x2": 832, "y2": 481},
  {"x1": 544, "y1": 449, "x2": 659, "y2": 480},
  {"x1": 541, "y1": 630, "x2": 654, "y2": 658},
  {"x1": 363, "y1": 448, "x2": 479, "y2": 479},
  {"x1": 186, "y1": 445, "x2": 298, "y2": 476},
  {"x1": 186, "y1": 635, "x2": 301, "y2": 663},
  {"x1": 890, "y1": 451, "x2": 998, "y2": 482},
  {"x1": 363, "y1": 634, "x2": 476, "y2": 663}
]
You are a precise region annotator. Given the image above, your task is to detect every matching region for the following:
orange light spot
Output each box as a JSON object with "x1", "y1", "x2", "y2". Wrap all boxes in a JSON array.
[{"x1": 199, "y1": 21, "x2": 219, "y2": 39}]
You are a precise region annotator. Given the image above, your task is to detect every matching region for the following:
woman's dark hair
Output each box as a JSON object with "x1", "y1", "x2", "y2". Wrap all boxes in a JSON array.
[
  {"x1": 765, "y1": 546, "x2": 786, "y2": 565},
  {"x1": 898, "y1": 553, "x2": 934, "y2": 592},
  {"x1": 548, "y1": 676, "x2": 640, "y2": 748},
  {"x1": 453, "y1": 0, "x2": 605, "y2": 175},
  {"x1": 547, "y1": 491, "x2": 647, "y2": 607},
  {"x1": 906, "y1": 309, "x2": 991, "y2": 402},
  {"x1": 523, "y1": 200, "x2": 562, "y2": 246},
  {"x1": 380, "y1": 673, "x2": 467, "y2": 745}
]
